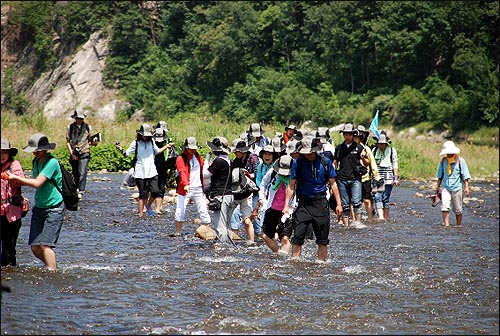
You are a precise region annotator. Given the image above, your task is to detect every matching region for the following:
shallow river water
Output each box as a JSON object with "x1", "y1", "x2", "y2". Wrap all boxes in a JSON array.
[{"x1": 1, "y1": 173, "x2": 498, "y2": 335}]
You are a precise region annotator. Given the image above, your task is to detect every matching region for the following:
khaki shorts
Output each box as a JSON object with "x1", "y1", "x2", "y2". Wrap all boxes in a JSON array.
[{"x1": 440, "y1": 188, "x2": 463, "y2": 214}]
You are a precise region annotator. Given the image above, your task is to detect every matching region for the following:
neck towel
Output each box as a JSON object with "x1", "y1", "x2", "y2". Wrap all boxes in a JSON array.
[{"x1": 446, "y1": 154, "x2": 457, "y2": 175}]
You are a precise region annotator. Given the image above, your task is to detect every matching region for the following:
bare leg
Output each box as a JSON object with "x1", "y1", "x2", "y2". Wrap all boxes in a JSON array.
[
  {"x1": 262, "y1": 233, "x2": 279, "y2": 252},
  {"x1": 279, "y1": 236, "x2": 291, "y2": 254},
  {"x1": 31, "y1": 245, "x2": 56, "y2": 270},
  {"x1": 138, "y1": 199, "x2": 146, "y2": 217},
  {"x1": 292, "y1": 243, "x2": 302, "y2": 258},
  {"x1": 342, "y1": 215, "x2": 350, "y2": 227},
  {"x1": 155, "y1": 197, "x2": 163, "y2": 214},
  {"x1": 243, "y1": 217, "x2": 255, "y2": 242},
  {"x1": 147, "y1": 196, "x2": 155, "y2": 210},
  {"x1": 383, "y1": 208, "x2": 390, "y2": 220},
  {"x1": 364, "y1": 199, "x2": 373, "y2": 221},
  {"x1": 442, "y1": 211, "x2": 450, "y2": 226},
  {"x1": 175, "y1": 221, "x2": 183, "y2": 235},
  {"x1": 455, "y1": 213, "x2": 462, "y2": 227},
  {"x1": 354, "y1": 210, "x2": 362, "y2": 222},
  {"x1": 377, "y1": 208, "x2": 385, "y2": 220},
  {"x1": 317, "y1": 244, "x2": 328, "y2": 262}
]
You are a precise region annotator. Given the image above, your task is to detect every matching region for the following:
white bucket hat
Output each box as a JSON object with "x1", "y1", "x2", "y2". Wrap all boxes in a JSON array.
[
  {"x1": 439, "y1": 141, "x2": 460, "y2": 156},
  {"x1": 182, "y1": 137, "x2": 200, "y2": 150},
  {"x1": 137, "y1": 124, "x2": 154, "y2": 137}
]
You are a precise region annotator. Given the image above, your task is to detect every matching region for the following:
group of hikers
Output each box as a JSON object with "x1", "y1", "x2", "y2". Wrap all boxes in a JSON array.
[
  {"x1": 114, "y1": 119, "x2": 470, "y2": 263},
  {"x1": 1, "y1": 110, "x2": 471, "y2": 269}
]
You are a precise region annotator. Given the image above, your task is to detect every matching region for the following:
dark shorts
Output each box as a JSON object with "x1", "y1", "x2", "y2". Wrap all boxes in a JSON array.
[
  {"x1": 291, "y1": 197, "x2": 330, "y2": 246},
  {"x1": 362, "y1": 180, "x2": 372, "y2": 200},
  {"x1": 262, "y1": 208, "x2": 281, "y2": 238},
  {"x1": 136, "y1": 176, "x2": 160, "y2": 199}
]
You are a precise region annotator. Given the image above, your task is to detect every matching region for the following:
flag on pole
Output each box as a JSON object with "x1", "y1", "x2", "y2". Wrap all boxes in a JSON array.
[{"x1": 369, "y1": 110, "x2": 380, "y2": 139}]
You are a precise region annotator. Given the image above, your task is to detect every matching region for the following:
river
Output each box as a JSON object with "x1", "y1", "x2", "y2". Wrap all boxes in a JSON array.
[{"x1": 1, "y1": 173, "x2": 498, "y2": 335}]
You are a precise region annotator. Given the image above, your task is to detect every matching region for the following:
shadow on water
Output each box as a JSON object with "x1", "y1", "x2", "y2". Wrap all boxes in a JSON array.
[{"x1": 1, "y1": 173, "x2": 499, "y2": 335}]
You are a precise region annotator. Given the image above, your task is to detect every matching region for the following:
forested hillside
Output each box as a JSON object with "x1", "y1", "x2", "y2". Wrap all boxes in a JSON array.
[{"x1": 2, "y1": 1, "x2": 498, "y2": 135}]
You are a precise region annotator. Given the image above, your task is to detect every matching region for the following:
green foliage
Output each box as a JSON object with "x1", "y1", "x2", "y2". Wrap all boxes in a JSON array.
[
  {"x1": 88, "y1": 144, "x2": 132, "y2": 172},
  {"x1": 390, "y1": 86, "x2": 429, "y2": 127},
  {"x1": 5, "y1": 1, "x2": 499, "y2": 134},
  {"x1": 9, "y1": 1, "x2": 56, "y2": 71}
]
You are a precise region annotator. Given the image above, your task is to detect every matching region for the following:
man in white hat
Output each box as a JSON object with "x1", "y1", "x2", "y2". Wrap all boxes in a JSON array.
[
  {"x1": 435, "y1": 141, "x2": 471, "y2": 227},
  {"x1": 333, "y1": 123, "x2": 366, "y2": 227},
  {"x1": 66, "y1": 108, "x2": 99, "y2": 199},
  {"x1": 283, "y1": 136, "x2": 342, "y2": 262},
  {"x1": 171, "y1": 137, "x2": 211, "y2": 237}
]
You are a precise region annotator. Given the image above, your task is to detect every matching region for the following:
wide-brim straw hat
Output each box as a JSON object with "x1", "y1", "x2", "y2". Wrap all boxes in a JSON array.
[
  {"x1": 137, "y1": 124, "x2": 154, "y2": 137},
  {"x1": 207, "y1": 136, "x2": 230, "y2": 154},
  {"x1": 273, "y1": 154, "x2": 293, "y2": 176},
  {"x1": 439, "y1": 140, "x2": 460, "y2": 156},
  {"x1": 297, "y1": 136, "x2": 322, "y2": 154},
  {"x1": 1, "y1": 138, "x2": 18, "y2": 156},
  {"x1": 70, "y1": 108, "x2": 87, "y2": 119},
  {"x1": 23, "y1": 133, "x2": 57, "y2": 153}
]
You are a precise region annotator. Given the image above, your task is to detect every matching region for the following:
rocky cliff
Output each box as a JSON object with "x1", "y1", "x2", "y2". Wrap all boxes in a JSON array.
[{"x1": 1, "y1": 5, "x2": 127, "y2": 121}]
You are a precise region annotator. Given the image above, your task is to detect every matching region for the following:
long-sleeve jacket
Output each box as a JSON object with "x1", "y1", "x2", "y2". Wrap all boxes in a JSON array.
[
  {"x1": 176, "y1": 150, "x2": 205, "y2": 196},
  {"x1": 1, "y1": 160, "x2": 25, "y2": 222}
]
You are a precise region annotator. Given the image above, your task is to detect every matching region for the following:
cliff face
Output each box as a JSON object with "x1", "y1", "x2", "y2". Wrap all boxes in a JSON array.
[{"x1": 1, "y1": 6, "x2": 127, "y2": 121}]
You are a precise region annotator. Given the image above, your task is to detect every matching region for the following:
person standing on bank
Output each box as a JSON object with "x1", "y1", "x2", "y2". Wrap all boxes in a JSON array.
[
  {"x1": 283, "y1": 136, "x2": 342, "y2": 262},
  {"x1": 5, "y1": 134, "x2": 64, "y2": 271},
  {"x1": 171, "y1": 137, "x2": 212, "y2": 237},
  {"x1": 116, "y1": 124, "x2": 173, "y2": 217},
  {"x1": 435, "y1": 141, "x2": 471, "y2": 227},
  {"x1": 372, "y1": 132, "x2": 400, "y2": 221},
  {"x1": 66, "y1": 108, "x2": 99, "y2": 200},
  {"x1": 1, "y1": 138, "x2": 25, "y2": 267}
]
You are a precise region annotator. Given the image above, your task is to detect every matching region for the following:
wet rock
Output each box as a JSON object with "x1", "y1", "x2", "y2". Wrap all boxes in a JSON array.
[{"x1": 195, "y1": 225, "x2": 217, "y2": 240}]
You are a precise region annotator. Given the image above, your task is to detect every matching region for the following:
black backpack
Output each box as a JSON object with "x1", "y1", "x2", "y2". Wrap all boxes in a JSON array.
[{"x1": 35, "y1": 157, "x2": 79, "y2": 211}]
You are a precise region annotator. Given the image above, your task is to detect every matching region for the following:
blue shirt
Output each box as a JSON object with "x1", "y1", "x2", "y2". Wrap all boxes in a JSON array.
[
  {"x1": 436, "y1": 156, "x2": 471, "y2": 192},
  {"x1": 290, "y1": 154, "x2": 336, "y2": 198}
]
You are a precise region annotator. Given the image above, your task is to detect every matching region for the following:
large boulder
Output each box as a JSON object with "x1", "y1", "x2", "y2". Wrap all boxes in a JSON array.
[{"x1": 24, "y1": 30, "x2": 124, "y2": 120}]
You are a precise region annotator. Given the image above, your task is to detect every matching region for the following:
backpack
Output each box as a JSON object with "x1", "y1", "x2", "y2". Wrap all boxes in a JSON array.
[
  {"x1": 35, "y1": 157, "x2": 79, "y2": 211},
  {"x1": 231, "y1": 167, "x2": 259, "y2": 200}
]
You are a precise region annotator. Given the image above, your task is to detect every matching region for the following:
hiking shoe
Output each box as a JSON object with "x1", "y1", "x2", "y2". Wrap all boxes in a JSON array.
[
  {"x1": 168, "y1": 232, "x2": 181, "y2": 237},
  {"x1": 147, "y1": 209, "x2": 155, "y2": 216}
]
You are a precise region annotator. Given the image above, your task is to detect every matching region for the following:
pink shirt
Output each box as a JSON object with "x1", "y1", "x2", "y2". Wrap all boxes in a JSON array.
[
  {"x1": 271, "y1": 183, "x2": 287, "y2": 211},
  {"x1": 1, "y1": 160, "x2": 25, "y2": 222}
]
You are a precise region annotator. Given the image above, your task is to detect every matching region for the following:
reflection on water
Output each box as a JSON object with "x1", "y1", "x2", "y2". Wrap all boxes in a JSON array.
[{"x1": 1, "y1": 173, "x2": 499, "y2": 335}]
